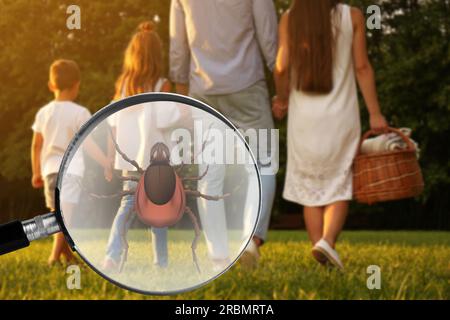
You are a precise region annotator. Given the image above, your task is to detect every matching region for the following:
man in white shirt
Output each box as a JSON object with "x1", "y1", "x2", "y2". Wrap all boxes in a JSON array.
[{"x1": 170, "y1": 0, "x2": 278, "y2": 267}]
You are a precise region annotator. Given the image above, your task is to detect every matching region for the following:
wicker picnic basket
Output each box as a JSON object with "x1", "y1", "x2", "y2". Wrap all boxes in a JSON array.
[{"x1": 353, "y1": 127, "x2": 424, "y2": 204}]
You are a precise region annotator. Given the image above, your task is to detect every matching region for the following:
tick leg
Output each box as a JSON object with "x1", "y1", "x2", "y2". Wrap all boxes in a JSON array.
[
  {"x1": 182, "y1": 165, "x2": 209, "y2": 182},
  {"x1": 76, "y1": 179, "x2": 136, "y2": 199},
  {"x1": 175, "y1": 161, "x2": 185, "y2": 174},
  {"x1": 192, "y1": 124, "x2": 214, "y2": 164},
  {"x1": 185, "y1": 189, "x2": 230, "y2": 201},
  {"x1": 89, "y1": 189, "x2": 136, "y2": 199},
  {"x1": 117, "y1": 175, "x2": 140, "y2": 183},
  {"x1": 185, "y1": 206, "x2": 201, "y2": 274},
  {"x1": 174, "y1": 124, "x2": 212, "y2": 172},
  {"x1": 108, "y1": 127, "x2": 144, "y2": 174}
]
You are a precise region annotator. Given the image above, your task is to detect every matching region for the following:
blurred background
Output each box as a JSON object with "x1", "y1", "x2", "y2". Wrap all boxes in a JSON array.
[{"x1": 0, "y1": 0, "x2": 449, "y2": 230}]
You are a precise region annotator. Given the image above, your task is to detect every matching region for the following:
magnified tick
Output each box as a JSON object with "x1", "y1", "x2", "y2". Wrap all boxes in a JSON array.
[{"x1": 89, "y1": 130, "x2": 229, "y2": 273}]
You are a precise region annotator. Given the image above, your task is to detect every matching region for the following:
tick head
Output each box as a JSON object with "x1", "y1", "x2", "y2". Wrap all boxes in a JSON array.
[{"x1": 150, "y1": 142, "x2": 171, "y2": 165}]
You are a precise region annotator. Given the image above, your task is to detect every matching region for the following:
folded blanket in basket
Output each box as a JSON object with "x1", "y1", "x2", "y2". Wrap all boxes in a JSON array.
[{"x1": 361, "y1": 128, "x2": 420, "y2": 158}]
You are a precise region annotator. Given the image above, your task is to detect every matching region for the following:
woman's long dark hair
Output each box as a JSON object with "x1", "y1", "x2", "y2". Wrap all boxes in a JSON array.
[{"x1": 288, "y1": 0, "x2": 341, "y2": 94}]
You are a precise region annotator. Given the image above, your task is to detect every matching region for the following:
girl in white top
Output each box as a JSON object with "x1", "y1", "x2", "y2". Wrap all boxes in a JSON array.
[
  {"x1": 102, "y1": 21, "x2": 174, "y2": 271},
  {"x1": 273, "y1": 1, "x2": 388, "y2": 269}
]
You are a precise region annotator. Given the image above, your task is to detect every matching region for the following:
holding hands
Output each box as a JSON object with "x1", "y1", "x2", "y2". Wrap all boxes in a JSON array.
[
  {"x1": 104, "y1": 158, "x2": 114, "y2": 182},
  {"x1": 272, "y1": 96, "x2": 288, "y2": 121},
  {"x1": 31, "y1": 174, "x2": 44, "y2": 189}
]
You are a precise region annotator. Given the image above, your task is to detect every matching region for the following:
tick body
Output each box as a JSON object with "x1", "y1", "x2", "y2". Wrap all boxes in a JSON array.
[
  {"x1": 91, "y1": 138, "x2": 227, "y2": 273},
  {"x1": 136, "y1": 144, "x2": 186, "y2": 228}
]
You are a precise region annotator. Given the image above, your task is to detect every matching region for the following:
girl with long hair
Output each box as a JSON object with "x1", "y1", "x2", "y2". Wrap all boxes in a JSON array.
[
  {"x1": 273, "y1": 0, "x2": 388, "y2": 269},
  {"x1": 114, "y1": 21, "x2": 170, "y2": 98},
  {"x1": 102, "y1": 21, "x2": 171, "y2": 271}
]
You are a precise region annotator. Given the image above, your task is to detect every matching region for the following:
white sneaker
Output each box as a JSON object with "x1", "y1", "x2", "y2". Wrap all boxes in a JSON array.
[
  {"x1": 312, "y1": 239, "x2": 344, "y2": 270},
  {"x1": 240, "y1": 239, "x2": 260, "y2": 269}
]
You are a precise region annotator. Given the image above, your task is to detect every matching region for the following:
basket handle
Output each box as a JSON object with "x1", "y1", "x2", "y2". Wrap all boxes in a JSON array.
[{"x1": 357, "y1": 127, "x2": 416, "y2": 154}]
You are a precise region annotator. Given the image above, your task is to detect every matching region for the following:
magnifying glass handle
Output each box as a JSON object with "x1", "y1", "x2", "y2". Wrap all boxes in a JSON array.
[
  {"x1": 0, "y1": 221, "x2": 29, "y2": 255},
  {"x1": 0, "y1": 213, "x2": 60, "y2": 255}
]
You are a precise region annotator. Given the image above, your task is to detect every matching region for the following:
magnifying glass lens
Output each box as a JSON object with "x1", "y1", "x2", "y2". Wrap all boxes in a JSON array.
[{"x1": 59, "y1": 97, "x2": 260, "y2": 294}]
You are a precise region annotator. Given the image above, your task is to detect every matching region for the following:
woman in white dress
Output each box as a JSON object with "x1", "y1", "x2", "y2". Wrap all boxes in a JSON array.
[{"x1": 273, "y1": 0, "x2": 388, "y2": 269}]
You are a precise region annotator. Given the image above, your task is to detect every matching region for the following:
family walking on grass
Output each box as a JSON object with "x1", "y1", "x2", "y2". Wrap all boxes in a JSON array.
[{"x1": 31, "y1": 0, "x2": 388, "y2": 271}]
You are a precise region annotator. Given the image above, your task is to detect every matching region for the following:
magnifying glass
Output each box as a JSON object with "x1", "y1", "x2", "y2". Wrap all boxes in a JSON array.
[{"x1": 0, "y1": 93, "x2": 261, "y2": 295}]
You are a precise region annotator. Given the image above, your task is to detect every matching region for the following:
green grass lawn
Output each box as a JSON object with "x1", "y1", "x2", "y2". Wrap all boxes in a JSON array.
[{"x1": 0, "y1": 231, "x2": 449, "y2": 300}]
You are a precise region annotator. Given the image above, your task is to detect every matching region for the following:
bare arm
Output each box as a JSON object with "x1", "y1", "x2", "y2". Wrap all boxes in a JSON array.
[
  {"x1": 351, "y1": 7, "x2": 388, "y2": 132},
  {"x1": 161, "y1": 79, "x2": 173, "y2": 93},
  {"x1": 175, "y1": 83, "x2": 189, "y2": 96},
  {"x1": 107, "y1": 127, "x2": 116, "y2": 164},
  {"x1": 83, "y1": 136, "x2": 110, "y2": 169},
  {"x1": 273, "y1": 12, "x2": 290, "y2": 120},
  {"x1": 170, "y1": 0, "x2": 191, "y2": 95},
  {"x1": 31, "y1": 132, "x2": 44, "y2": 188},
  {"x1": 103, "y1": 126, "x2": 117, "y2": 182}
]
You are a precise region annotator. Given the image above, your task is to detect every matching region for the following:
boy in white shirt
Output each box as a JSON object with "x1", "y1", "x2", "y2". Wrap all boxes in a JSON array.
[{"x1": 31, "y1": 59, "x2": 91, "y2": 265}]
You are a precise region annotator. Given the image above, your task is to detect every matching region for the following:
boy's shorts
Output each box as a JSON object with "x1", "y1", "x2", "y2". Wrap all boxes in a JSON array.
[{"x1": 44, "y1": 173, "x2": 82, "y2": 211}]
